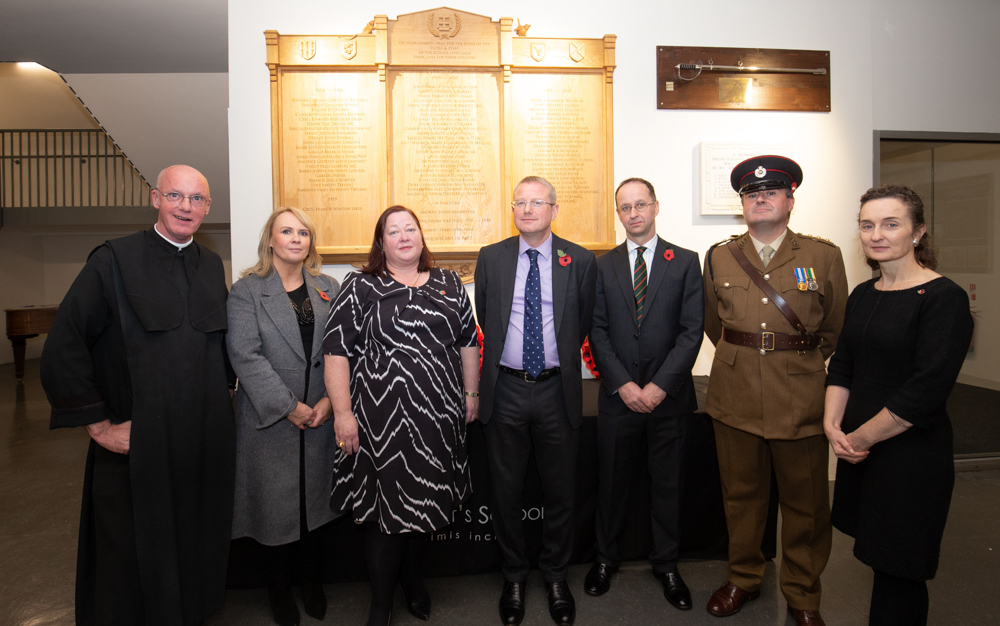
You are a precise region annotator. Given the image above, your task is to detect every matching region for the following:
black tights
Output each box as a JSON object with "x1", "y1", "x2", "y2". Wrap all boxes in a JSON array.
[
  {"x1": 365, "y1": 524, "x2": 426, "y2": 626},
  {"x1": 870, "y1": 568, "x2": 928, "y2": 626}
]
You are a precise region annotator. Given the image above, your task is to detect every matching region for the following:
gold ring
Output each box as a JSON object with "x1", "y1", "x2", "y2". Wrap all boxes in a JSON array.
[{"x1": 338, "y1": 440, "x2": 346, "y2": 448}]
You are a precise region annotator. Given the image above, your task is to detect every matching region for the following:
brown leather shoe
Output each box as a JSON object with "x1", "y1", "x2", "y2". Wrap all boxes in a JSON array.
[
  {"x1": 787, "y1": 607, "x2": 826, "y2": 626},
  {"x1": 706, "y1": 581, "x2": 760, "y2": 617}
]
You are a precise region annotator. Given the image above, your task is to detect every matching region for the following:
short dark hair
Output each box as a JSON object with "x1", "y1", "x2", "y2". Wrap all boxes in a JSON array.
[
  {"x1": 859, "y1": 185, "x2": 937, "y2": 270},
  {"x1": 615, "y1": 177, "x2": 656, "y2": 202},
  {"x1": 360, "y1": 206, "x2": 436, "y2": 276}
]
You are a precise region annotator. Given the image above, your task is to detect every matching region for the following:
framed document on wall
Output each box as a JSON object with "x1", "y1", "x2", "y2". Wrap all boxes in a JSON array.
[{"x1": 699, "y1": 142, "x2": 792, "y2": 215}]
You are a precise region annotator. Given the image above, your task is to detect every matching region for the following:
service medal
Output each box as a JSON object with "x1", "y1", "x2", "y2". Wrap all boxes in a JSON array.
[
  {"x1": 806, "y1": 268, "x2": 819, "y2": 291},
  {"x1": 794, "y1": 267, "x2": 808, "y2": 291}
]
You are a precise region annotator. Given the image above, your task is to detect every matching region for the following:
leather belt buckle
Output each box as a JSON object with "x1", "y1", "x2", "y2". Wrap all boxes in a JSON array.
[
  {"x1": 760, "y1": 331, "x2": 775, "y2": 351},
  {"x1": 520, "y1": 370, "x2": 534, "y2": 383}
]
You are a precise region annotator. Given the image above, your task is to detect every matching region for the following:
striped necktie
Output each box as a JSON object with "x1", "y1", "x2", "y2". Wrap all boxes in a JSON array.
[{"x1": 634, "y1": 246, "x2": 647, "y2": 326}]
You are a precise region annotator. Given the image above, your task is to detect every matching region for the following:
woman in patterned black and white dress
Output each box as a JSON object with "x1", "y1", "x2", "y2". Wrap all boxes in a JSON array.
[{"x1": 324, "y1": 206, "x2": 480, "y2": 626}]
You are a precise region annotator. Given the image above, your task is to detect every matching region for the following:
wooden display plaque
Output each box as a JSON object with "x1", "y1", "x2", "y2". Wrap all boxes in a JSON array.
[
  {"x1": 656, "y1": 46, "x2": 830, "y2": 112},
  {"x1": 265, "y1": 8, "x2": 617, "y2": 262}
]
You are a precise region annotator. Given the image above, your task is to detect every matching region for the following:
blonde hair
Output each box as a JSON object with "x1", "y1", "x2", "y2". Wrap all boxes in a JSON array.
[{"x1": 240, "y1": 207, "x2": 323, "y2": 279}]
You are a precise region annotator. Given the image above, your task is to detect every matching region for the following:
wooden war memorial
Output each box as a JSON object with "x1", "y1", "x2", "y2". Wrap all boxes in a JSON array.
[{"x1": 265, "y1": 8, "x2": 617, "y2": 263}]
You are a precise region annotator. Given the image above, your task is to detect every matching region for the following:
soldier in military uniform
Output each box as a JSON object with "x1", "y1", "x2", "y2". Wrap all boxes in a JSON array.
[{"x1": 702, "y1": 156, "x2": 848, "y2": 626}]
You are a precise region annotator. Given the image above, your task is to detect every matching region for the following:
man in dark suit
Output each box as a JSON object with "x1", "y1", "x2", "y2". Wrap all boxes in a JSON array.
[
  {"x1": 584, "y1": 177, "x2": 704, "y2": 608},
  {"x1": 475, "y1": 176, "x2": 597, "y2": 626}
]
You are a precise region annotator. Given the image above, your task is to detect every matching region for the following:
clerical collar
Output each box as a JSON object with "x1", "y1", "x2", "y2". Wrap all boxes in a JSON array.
[{"x1": 153, "y1": 224, "x2": 194, "y2": 249}]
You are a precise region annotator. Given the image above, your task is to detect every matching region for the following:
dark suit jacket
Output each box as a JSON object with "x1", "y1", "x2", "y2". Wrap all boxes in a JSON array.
[
  {"x1": 588, "y1": 237, "x2": 704, "y2": 417},
  {"x1": 475, "y1": 233, "x2": 597, "y2": 428}
]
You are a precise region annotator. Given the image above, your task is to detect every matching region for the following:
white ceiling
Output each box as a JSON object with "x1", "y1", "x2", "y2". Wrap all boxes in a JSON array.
[{"x1": 0, "y1": 0, "x2": 227, "y2": 73}]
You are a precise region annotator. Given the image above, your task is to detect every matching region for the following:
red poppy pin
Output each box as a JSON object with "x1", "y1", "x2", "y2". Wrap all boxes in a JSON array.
[
  {"x1": 315, "y1": 288, "x2": 330, "y2": 302},
  {"x1": 663, "y1": 249, "x2": 675, "y2": 261},
  {"x1": 557, "y1": 249, "x2": 572, "y2": 267}
]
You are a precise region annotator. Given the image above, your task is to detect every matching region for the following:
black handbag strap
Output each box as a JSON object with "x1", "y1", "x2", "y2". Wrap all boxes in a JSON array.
[{"x1": 726, "y1": 239, "x2": 811, "y2": 336}]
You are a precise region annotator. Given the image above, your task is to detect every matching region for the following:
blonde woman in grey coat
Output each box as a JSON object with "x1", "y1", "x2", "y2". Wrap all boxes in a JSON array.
[{"x1": 228, "y1": 207, "x2": 340, "y2": 626}]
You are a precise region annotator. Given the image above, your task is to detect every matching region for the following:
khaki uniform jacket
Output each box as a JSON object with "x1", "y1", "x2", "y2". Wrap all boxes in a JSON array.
[{"x1": 703, "y1": 230, "x2": 848, "y2": 440}]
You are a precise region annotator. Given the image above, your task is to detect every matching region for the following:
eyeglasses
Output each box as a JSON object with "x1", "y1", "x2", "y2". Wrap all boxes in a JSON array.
[
  {"x1": 616, "y1": 200, "x2": 655, "y2": 214},
  {"x1": 156, "y1": 189, "x2": 210, "y2": 208},
  {"x1": 511, "y1": 199, "x2": 554, "y2": 210}
]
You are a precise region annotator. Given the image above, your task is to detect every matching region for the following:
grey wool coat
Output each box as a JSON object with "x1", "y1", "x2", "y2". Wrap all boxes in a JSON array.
[{"x1": 227, "y1": 269, "x2": 341, "y2": 545}]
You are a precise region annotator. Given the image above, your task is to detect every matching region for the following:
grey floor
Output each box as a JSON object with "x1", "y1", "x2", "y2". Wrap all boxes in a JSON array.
[{"x1": 2, "y1": 359, "x2": 998, "y2": 626}]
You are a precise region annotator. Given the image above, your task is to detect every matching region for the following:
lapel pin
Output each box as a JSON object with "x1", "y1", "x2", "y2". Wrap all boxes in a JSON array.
[
  {"x1": 663, "y1": 249, "x2": 674, "y2": 261},
  {"x1": 557, "y1": 249, "x2": 572, "y2": 266}
]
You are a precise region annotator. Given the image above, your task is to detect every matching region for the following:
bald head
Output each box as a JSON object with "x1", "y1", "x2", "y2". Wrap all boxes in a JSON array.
[{"x1": 156, "y1": 165, "x2": 210, "y2": 197}]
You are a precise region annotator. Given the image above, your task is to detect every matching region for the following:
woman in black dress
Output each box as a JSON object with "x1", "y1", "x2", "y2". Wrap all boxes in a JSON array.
[
  {"x1": 324, "y1": 206, "x2": 480, "y2": 626},
  {"x1": 824, "y1": 185, "x2": 973, "y2": 626}
]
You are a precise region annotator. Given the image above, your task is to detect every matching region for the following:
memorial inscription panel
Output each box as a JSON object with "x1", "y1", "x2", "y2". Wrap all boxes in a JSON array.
[
  {"x1": 266, "y1": 9, "x2": 616, "y2": 261},
  {"x1": 390, "y1": 71, "x2": 503, "y2": 250},
  {"x1": 511, "y1": 73, "x2": 606, "y2": 246},
  {"x1": 280, "y1": 72, "x2": 383, "y2": 246}
]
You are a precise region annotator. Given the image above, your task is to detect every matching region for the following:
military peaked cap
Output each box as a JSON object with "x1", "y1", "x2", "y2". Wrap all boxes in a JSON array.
[{"x1": 730, "y1": 155, "x2": 803, "y2": 195}]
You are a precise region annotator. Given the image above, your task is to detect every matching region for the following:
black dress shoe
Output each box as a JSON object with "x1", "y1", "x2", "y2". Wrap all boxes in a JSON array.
[
  {"x1": 583, "y1": 562, "x2": 618, "y2": 596},
  {"x1": 267, "y1": 584, "x2": 300, "y2": 626},
  {"x1": 301, "y1": 579, "x2": 327, "y2": 620},
  {"x1": 401, "y1": 576, "x2": 431, "y2": 621},
  {"x1": 654, "y1": 570, "x2": 692, "y2": 610},
  {"x1": 499, "y1": 581, "x2": 525, "y2": 626},
  {"x1": 546, "y1": 581, "x2": 576, "y2": 625}
]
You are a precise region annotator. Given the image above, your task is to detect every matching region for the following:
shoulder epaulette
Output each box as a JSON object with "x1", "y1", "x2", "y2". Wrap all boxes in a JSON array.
[
  {"x1": 798, "y1": 233, "x2": 838, "y2": 247},
  {"x1": 706, "y1": 234, "x2": 739, "y2": 280}
]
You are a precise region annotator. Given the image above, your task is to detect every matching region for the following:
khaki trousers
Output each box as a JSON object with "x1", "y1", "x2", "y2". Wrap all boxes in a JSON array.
[{"x1": 712, "y1": 420, "x2": 832, "y2": 611}]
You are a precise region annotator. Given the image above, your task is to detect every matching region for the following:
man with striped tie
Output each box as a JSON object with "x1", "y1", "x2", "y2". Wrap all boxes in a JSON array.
[{"x1": 585, "y1": 177, "x2": 704, "y2": 608}]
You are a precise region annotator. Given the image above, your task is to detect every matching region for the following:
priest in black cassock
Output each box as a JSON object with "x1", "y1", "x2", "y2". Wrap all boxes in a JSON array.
[{"x1": 41, "y1": 164, "x2": 237, "y2": 626}]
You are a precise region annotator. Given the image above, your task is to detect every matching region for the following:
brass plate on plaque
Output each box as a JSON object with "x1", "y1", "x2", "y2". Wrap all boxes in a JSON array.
[
  {"x1": 265, "y1": 9, "x2": 618, "y2": 262},
  {"x1": 718, "y1": 77, "x2": 752, "y2": 104},
  {"x1": 656, "y1": 46, "x2": 830, "y2": 112}
]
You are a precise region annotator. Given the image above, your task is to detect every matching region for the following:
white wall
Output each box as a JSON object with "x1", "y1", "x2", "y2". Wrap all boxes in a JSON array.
[
  {"x1": 229, "y1": 0, "x2": 877, "y2": 376},
  {"x1": 871, "y1": 0, "x2": 1000, "y2": 134},
  {"x1": 229, "y1": 0, "x2": 1000, "y2": 375}
]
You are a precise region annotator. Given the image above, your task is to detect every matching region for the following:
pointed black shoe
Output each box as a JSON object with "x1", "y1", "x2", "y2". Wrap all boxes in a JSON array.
[
  {"x1": 301, "y1": 579, "x2": 327, "y2": 621},
  {"x1": 583, "y1": 562, "x2": 618, "y2": 596},
  {"x1": 499, "y1": 581, "x2": 525, "y2": 626},
  {"x1": 653, "y1": 570, "x2": 692, "y2": 610},
  {"x1": 267, "y1": 584, "x2": 300, "y2": 626},
  {"x1": 546, "y1": 581, "x2": 576, "y2": 625},
  {"x1": 401, "y1": 576, "x2": 431, "y2": 621}
]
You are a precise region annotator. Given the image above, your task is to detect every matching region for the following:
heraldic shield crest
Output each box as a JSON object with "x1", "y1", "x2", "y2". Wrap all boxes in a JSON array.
[
  {"x1": 569, "y1": 42, "x2": 585, "y2": 63},
  {"x1": 427, "y1": 11, "x2": 461, "y2": 39},
  {"x1": 341, "y1": 39, "x2": 357, "y2": 60},
  {"x1": 531, "y1": 42, "x2": 546, "y2": 62},
  {"x1": 299, "y1": 39, "x2": 317, "y2": 60}
]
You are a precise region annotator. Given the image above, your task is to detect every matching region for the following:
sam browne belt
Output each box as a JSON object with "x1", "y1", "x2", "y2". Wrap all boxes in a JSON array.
[{"x1": 722, "y1": 328, "x2": 818, "y2": 351}]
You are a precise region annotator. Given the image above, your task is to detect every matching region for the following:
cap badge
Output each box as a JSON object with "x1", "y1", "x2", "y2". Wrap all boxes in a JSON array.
[{"x1": 754, "y1": 166, "x2": 766, "y2": 178}]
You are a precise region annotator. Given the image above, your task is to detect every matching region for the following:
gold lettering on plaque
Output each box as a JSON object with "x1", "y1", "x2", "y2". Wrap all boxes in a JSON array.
[
  {"x1": 427, "y1": 11, "x2": 461, "y2": 39},
  {"x1": 719, "y1": 77, "x2": 753, "y2": 104},
  {"x1": 569, "y1": 42, "x2": 585, "y2": 63},
  {"x1": 341, "y1": 39, "x2": 357, "y2": 60},
  {"x1": 531, "y1": 43, "x2": 546, "y2": 62},
  {"x1": 300, "y1": 40, "x2": 317, "y2": 60}
]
